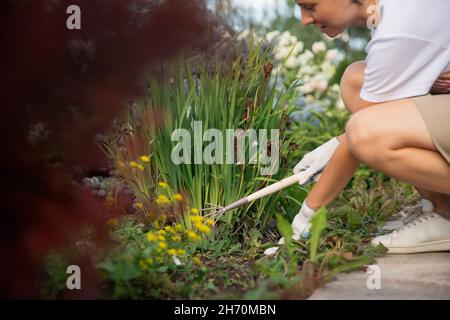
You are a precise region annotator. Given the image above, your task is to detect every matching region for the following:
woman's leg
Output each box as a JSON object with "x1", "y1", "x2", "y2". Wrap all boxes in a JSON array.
[
  {"x1": 304, "y1": 61, "x2": 450, "y2": 214},
  {"x1": 345, "y1": 99, "x2": 450, "y2": 215}
]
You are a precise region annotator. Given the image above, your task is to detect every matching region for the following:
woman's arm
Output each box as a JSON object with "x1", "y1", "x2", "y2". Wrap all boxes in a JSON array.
[{"x1": 340, "y1": 61, "x2": 377, "y2": 114}]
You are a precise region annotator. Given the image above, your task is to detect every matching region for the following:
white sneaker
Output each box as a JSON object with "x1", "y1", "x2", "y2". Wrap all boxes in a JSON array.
[
  {"x1": 371, "y1": 212, "x2": 450, "y2": 254},
  {"x1": 381, "y1": 198, "x2": 434, "y2": 231}
]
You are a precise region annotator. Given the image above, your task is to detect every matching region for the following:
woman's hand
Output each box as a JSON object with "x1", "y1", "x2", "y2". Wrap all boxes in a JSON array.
[
  {"x1": 430, "y1": 72, "x2": 450, "y2": 94},
  {"x1": 293, "y1": 137, "x2": 341, "y2": 185}
]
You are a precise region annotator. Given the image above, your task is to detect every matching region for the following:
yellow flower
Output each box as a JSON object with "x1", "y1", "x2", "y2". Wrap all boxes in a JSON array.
[
  {"x1": 146, "y1": 232, "x2": 157, "y2": 242},
  {"x1": 171, "y1": 235, "x2": 181, "y2": 242},
  {"x1": 194, "y1": 222, "x2": 211, "y2": 234},
  {"x1": 158, "y1": 241, "x2": 167, "y2": 249},
  {"x1": 159, "y1": 229, "x2": 167, "y2": 236},
  {"x1": 129, "y1": 161, "x2": 138, "y2": 168},
  {"x1": 140, "y1": 155, "x2": 150, "y2": 163},
  {"x1": 136, "y1": 164, "x2": 145, "y2": 171},
  {"x1": 190, "y1": 215, "x2": 203, "y2": 223},
  {"x1": 164, "y1": 225, "x2": 176, "y2": 234},
  {"x1": 173, "y1": 224, "x2": 183, "y2": 232},
  {"x1": 191, "y1": 208, "x2": 199, "y2": 215},
  {"x1": 206, "y1": 219, "x2": 214, "y2": 226},
  {"x1": 146, "y1": 258, "x2": 154, "y2": 265},
  {"x1": 157, "y1": 234, "x2": 165, "y2": 241},
  {"x1": 177, "y1": 249, "x2": 186, "y2": 255},
  {"x1": 155, "y1": 195, "x2": 170, "y2": 206},
  {"x1": 167, "y1": 248, "x2": 177, "y2": 256},
  {"x1": 158, "y1": 182, "x2": 168, "y2": 188},
  {"x1": 187, "y1": 230, "x2": 200, "y2": 241},
  {"x1": 173, "y1": 193, "x2": 183, "y2": 201},
  {"x1": 193, "y1": 256, "x2": 202, "y2": 266},
  {"x1": 134, "y1": 202, "x2": 144, "y2": 209}
]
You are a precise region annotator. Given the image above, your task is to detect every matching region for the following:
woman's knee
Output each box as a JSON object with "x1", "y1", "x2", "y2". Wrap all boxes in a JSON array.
[{"x1": 345, "y1": 112, "x2": 388, "y2": 164}]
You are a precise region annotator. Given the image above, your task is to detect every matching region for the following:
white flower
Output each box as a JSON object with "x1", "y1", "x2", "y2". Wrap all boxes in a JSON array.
[
  {"x1": 331, "y1": 84, "x2": 340, "y2": 93},
  {"x1": 291, "y1": 41, "x2": 304, "y2": 56},
  {"x1": 271, "y1": 65, "x2": 281, "y2": 76},
  {"x1": 325, "y1": 49, "x2": 339, "y2": 62},
  {"x1": 299, "y1": 65, "x2": 315, "y2": 75},
  {"x1": 314, "y1": 72, "x2": 329, "y2": 82},
  {"x1": 321, "y1": 61, "x2": 335, "y2": 76},
  {"x1": 275, "y1": 46, "x2": 291, "y2": 61},
  {"x1": 279, "y1": 31, "x2": 298, "y2": 47},
  {"x1": 285, "y1": 55, "x2": 300, "y2": 69},
  {"x1": 265, "y1": 30, "x2": 280, "y2": 43},
  {"x1": 312, "y1": 41, "x2": 327, "y2": 54},
  {"x1": 310, "y1": 78, "x2": 328, "y2": 92},
  {"x1": 298, "y1": 50, "x2": 314, "y2": 65},
  {"x1": 299, "y1": 82, "x2": 313, "y2": 94}
]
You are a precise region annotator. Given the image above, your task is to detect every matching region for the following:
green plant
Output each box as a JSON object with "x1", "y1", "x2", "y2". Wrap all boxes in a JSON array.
[{"x1": 103, "y1": 39, "x2": 299, "y2": 230}]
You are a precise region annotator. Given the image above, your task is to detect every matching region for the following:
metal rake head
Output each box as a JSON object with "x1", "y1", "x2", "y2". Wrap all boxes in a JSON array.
[{"x1": 198, "y1": 203, "x2": 225, "y2": 222}]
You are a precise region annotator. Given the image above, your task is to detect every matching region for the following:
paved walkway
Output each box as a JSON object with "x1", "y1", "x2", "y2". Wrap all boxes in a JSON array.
[
  {"x1": 309, "y1": 252, "x2": 450, "y2": 299},
  {"x1": 309, "y1": 202, "x2": 450, "y2": 299}
]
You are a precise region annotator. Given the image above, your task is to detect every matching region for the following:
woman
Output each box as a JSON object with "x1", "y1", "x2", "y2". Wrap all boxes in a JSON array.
[{"x1": 265, "y1": 0, "x2": 450, "y2": 255}]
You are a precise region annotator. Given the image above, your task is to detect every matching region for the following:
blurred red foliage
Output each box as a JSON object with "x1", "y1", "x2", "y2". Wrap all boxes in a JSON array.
[{"x1": 0, "y1": 0, "x2": 209, "y2": 298}]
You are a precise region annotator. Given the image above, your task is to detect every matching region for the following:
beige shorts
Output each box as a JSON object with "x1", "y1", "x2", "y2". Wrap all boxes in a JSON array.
[{"x1": 412, "y1": 94, "x2": 450, "y2": 164}]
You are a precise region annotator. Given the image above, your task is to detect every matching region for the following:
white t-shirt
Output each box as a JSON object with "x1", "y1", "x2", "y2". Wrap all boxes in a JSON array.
[{"x1": 360, "y1": 0, "x2": 450, "y2": 103}]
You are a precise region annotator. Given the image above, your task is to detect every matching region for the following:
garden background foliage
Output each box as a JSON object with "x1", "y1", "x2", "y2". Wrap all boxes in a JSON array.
[{"x1": 40, "y1": 0, "x2": 420, "y2": 299}]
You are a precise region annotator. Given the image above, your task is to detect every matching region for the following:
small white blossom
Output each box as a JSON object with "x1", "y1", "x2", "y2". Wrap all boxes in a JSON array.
[
  {"x1": 265, "y1": 30, "x2": 280, "y2": 43},
  {"x1": 298, "y1": 50, "x2": 314, "y2": 64},
  {"x1": 275, "y1": 46, "x2": 292, "y2": 61},
  {"x1": 299, "y1": 65, "x2": 316, "y2": 75},
  {"x1": 285, "y1": 55, "x2": 300, "y2": 69},
  {"x1": 312, "y1": 41, "x2": 327, "y2": 54},
  {"x1": 279, "y1": 31, "x2": 298, "y2": 47},
  {"x1": 299, "y1": 83, "x2": 313, "y2": 94},
  {"x1": 291, "y1": 41, "x2": 304, "y2": 56},
  {"x1": 325, "y1": 49, "x2": 339, "y2": 62}
]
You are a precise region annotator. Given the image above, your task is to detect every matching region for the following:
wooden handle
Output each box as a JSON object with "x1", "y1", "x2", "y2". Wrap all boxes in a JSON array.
[{"x1": 246, "y1": 172, "x2": 302, "y2": 203}]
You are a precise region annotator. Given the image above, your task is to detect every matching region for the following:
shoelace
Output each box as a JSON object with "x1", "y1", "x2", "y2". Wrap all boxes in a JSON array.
[{"x1": 393, "y1": 212, "x2": 436, "y2": 234}]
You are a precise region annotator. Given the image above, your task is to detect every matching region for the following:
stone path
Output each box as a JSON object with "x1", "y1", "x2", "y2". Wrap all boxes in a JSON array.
[
  {"x1": 310, "y1": 202, "x2": 450, "y2": 299},
  {"x1": 309, "y1": 252, "x2": 450, "y2": 299}
]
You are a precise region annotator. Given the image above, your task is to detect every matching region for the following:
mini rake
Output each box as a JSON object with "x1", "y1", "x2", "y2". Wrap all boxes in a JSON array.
[{"x1": 199, "y1": 168, "x2": 322, "y2": 223}]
